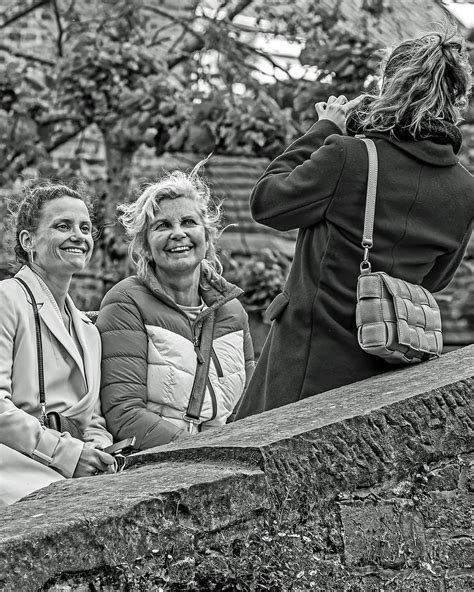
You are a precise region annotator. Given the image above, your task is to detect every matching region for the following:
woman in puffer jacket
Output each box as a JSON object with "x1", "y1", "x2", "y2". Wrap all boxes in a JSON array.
[{"x1": 96, "y1": 163, "x2": 254, "y2": 450}]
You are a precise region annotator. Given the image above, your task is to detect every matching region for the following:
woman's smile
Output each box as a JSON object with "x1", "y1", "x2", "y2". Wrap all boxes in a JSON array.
[{"x1": 167, "y1": 244, "x2": 193, "y2": 254}]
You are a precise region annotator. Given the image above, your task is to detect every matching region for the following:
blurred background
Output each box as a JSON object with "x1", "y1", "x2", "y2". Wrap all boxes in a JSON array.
[{"x1": 0, "y1": 0, "x2": 473, "y2": 355}]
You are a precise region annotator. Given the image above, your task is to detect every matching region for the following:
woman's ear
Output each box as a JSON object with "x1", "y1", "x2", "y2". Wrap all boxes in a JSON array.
[{"x1": 19, "y1": 230, "x2": 34, "y2": 252}]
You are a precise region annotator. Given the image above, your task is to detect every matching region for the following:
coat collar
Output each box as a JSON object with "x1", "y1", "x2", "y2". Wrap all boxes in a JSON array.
[
  {"x1": 364, "y1": 132, "x2": 459, "y2": 166},
  {"x1": 15, "y1": 266, "x2": 93, "y2": 385}
]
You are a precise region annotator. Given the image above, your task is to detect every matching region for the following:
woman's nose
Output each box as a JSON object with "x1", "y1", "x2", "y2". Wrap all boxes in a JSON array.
[
  {"x1": 170, "y1": 225, "x2": 186, "y2": 238},
  {"x1": 70, "y1": 226, "x2": 86, "y2": 240}
]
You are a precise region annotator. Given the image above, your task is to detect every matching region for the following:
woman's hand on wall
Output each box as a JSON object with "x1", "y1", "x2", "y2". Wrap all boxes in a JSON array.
[{"x1": 73, "y1": 442, "x2": 115, "y2": 477}]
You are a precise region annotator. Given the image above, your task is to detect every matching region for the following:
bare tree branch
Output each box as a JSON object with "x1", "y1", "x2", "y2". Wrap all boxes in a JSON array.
[
  {"x1": 167, "y1": 0, "x2": 254, "y2": 69},
  {"x1": 227, "y1": 0, "x2": 254, "y2": 20},
  {"x1": 0, "y1": 0, "x2": 50, "y2": 29},
  {"x1": 143, "y1": 3, "x2": 204, "y2": 47},
  {"x1": 0, "y1": 43, "x2": 55, "y2": 65},
  {"x1": 47, "y1": 126, "x2": 84, "y2": 152},
  {"x1": 51, "y1": 0, "x2": 64, "y2": 57},
  {"x1": 230, "y1": 38, "x2": 297, "y2": 80}
]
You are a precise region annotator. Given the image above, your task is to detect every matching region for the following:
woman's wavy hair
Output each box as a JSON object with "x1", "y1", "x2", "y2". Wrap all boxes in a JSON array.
[
  {"x1": 118, "y1": 159, "x2": 223, "y2": 280},
  {"x1": 9, "y1": 179, "x2": 94, "y2": 267},
  {"x1": 354, "y1": 27, "x2": 472, "y2": 138}
]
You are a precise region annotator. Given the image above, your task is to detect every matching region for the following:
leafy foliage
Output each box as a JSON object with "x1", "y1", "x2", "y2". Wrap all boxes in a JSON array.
[
  {"x1": 223, "y1": 249, "x2": 291, "y2": 313},
  {"x1": 0, "y1": 0, "x2": 391, "y2": 188},
  {"x1": 189, "y1": 91, "x2": 296, "y2": 158}
]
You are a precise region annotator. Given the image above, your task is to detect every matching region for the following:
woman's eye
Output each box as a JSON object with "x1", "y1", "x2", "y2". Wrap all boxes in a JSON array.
[
  {"x1": 154, "y1": 222, "x2": 167, "y2": 230},
  {"x1": 56, "y1": 223, "x2": 69, "y2": 230},
  {"x1": 183, "y1": 219, "x2": 198, "y2": 226},
  {"x1": 81, "y1": 225, "x2": 92, "y2": 234}
]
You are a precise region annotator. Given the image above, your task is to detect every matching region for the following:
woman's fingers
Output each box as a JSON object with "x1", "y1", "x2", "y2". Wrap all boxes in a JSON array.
[
  {"x1": 90, "y1": 450, "x2": 115, "y2": 474},
  {"x1": 345, "y1": 94, "x2": 365, "y2": 111},
  {"x1": 74, "y1": 444, "x2": 115, "y2": 477},
  {"x1": 315, "y1": 101, "x2": 327, "y2": 116},
  {"x1": 327, "y1": 95, "x2": 347, "y2": 105}
]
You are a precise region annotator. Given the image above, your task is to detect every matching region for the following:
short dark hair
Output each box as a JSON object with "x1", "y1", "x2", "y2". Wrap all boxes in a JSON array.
[{"x1": 9, "y1": 179, "x2": 94, "y2": 266}]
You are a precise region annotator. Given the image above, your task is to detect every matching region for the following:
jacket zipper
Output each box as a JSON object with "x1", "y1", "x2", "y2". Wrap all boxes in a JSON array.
[
  {"x1": 193, "y1": 335, "x2": 205, "y2": 363},
  {"x1": 211, "y1": 347, "x2": 223, "y2": 378},
  {"x1": 207, "y1": 377, "x2": 217, "y2": 420}
]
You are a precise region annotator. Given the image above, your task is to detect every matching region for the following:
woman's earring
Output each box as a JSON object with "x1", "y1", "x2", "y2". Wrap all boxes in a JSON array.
[{"x1": 27, "y1": 249, "x2": 35, "y2": 265}]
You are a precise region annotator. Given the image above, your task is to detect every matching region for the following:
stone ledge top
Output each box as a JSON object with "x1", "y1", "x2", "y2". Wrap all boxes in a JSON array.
[
  {"x1": 129, "y1": 345, "x2": 474, "y2": 464},
  {"x1": 0, "y1": 461, "x2": 265, "y2": 534}
]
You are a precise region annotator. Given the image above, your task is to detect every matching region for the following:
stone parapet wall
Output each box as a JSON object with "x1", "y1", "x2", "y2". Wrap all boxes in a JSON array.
[{"x1": 1, "y1": 346, "x2": 472, "y2": 591}]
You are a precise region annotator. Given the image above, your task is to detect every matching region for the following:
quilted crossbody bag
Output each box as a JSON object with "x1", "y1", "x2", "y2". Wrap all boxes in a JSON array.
[
  {"x1": 15, "y1": 277, "x2": 85, "y2": 440},
  {"x1": 355, "y1": 138, "x2": 443, "y2": 364}
]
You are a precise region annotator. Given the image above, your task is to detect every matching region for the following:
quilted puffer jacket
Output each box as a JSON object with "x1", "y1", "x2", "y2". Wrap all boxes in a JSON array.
[{"x1": 96, "y1": 263, "x2": 254, "y2": 449}]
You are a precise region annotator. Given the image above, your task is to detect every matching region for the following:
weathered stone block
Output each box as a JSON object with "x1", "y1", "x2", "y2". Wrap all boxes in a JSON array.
[
  {"x1": 419, "y1": 491, "x2": 472, "y2": 529},
  {"x1": 340, "y1": 499, "x2": 426, "y2": 568},
  {"x1": 426, "y1": 529, "x2": 474, "y2": 569},
  {"x1": 0, "y1": 463, "x2": 266, "y2": 592}
]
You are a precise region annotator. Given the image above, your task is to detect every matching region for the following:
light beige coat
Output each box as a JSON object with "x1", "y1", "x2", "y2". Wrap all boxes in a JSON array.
[{"x1": 0, "y1": 266, "x2": 112, "y2": 505}]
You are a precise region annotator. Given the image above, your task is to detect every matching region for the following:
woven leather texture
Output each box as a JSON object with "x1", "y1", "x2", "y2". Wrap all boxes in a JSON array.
[{"x1": 356, "y1": 271, "x2": 442, "y2": 364}]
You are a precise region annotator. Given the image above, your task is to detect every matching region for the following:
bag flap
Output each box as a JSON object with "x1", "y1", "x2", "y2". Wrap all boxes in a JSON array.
[{"x1": 378, "y1": 273, "x2": 442, "y2": 354}]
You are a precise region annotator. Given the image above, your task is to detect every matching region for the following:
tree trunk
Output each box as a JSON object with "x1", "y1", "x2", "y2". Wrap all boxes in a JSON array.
[
  {"x1": 103, "y1": 130, "x2": 136, "y2": 220},
  {"x1": 99, "y1": 130, "x2": 137, "y2": 288}
]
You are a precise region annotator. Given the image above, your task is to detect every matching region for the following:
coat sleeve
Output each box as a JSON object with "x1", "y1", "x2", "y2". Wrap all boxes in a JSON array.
[
  {"x1": 250, "y1": 120, "x2": 346, "y2": 231},
  {"x1": 82, "y1": 399, "x2": 113, "y2": 449},
  {"x1": 0, "y1": 286, "x2": 83, "y2": 479},
  {"x1": 78, "y1": 323, "x2": 113, "y2": 448},
  {"x1": 97, "y1": 286, "x2": 186, "y2": 449},
  {"x1": 423, "y1": 224, "x2": 472, "y2": 293},
  {"x1": 243, "y1": 311, "x2": 255, "y2": 388}
]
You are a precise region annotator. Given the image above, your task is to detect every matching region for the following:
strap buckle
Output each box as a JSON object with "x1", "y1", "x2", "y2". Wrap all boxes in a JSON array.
[
  {"x1": 182, "y1": 414, "x2": 201, "y2": 433},
  {"x1": 40, "y1": 403, "x2": 47, "y2": 427},
  {"x1": 360, "y1": 240, "x2": 372, "y2": 274}
]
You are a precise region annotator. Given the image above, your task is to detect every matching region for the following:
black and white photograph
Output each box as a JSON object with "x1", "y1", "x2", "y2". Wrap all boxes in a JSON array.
[{"x1": 0, "y1": 1, "x2": 473, "y2": 590}]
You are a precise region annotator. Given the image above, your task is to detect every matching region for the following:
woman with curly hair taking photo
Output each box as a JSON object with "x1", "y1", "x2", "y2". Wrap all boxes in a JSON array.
[{"x1": 235, "y1": 28, "x2": 474, "y2": 419}]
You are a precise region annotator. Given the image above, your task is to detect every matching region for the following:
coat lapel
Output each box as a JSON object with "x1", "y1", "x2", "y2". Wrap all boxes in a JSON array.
[
  {"x1": 16, "y1": 267, "x2": 86, "y2": 383},
  {"x1": 66, "y1": 296, "x2": 95, "y2": 392},
  {"x1": 61, "y1": 297, "x2": 101, "y2": 420}
]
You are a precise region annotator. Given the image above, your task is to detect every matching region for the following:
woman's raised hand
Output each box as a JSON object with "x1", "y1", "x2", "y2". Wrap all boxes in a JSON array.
[
  {"x1": 73, "y1": 442, "x2": 115, "y2": 477},
  {"x1": 314, "y1": 95, "x2": 364, "y2": 133}
]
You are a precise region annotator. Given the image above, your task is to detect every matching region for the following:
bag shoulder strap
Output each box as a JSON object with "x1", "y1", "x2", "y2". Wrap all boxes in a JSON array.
[
  {"x1": 360, "y1": 137, "x2": 378, "y2": 272},
  {"x1": 183, "y1": 310, "x2": 216, "y2": 430},
  {"x1": 15, "y1": 277, "x2": 47, "y2": 424}
]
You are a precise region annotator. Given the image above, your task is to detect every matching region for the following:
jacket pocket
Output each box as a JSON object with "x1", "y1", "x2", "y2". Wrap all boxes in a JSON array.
[{"x1": 265, "y1": 291, "x2": 289, "y2": 322}]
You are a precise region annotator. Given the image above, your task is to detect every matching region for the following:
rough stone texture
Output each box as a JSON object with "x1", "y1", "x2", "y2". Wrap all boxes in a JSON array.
[
  {"x1": 0, "y1": 346, "x2": 472, "y2": 591},
  {"x1": 0, "y1": 463, "x2": 267, "y2": 591}
]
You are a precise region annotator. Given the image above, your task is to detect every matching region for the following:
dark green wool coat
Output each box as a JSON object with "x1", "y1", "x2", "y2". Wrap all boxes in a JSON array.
[{"x1": 235, "y1": 120, "x2": 474, "y2": 419}]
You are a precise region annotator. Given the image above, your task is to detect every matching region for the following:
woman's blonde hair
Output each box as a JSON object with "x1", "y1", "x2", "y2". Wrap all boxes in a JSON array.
[
  {"x1": 354, "y1": 27, "x2": 472, "y2": 138},
  {"x1": 118, "y1": 160, "x2": 222, "y2": 279}
]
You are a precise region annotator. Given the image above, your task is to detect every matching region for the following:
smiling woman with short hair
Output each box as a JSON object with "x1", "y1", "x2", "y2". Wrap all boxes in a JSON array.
[
  {"x1": 96, "y1": 163, "x2": 255, "y2": 449},
  {"x1": 0, "y1": 181, "x2": 114, "y2": 506}
]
